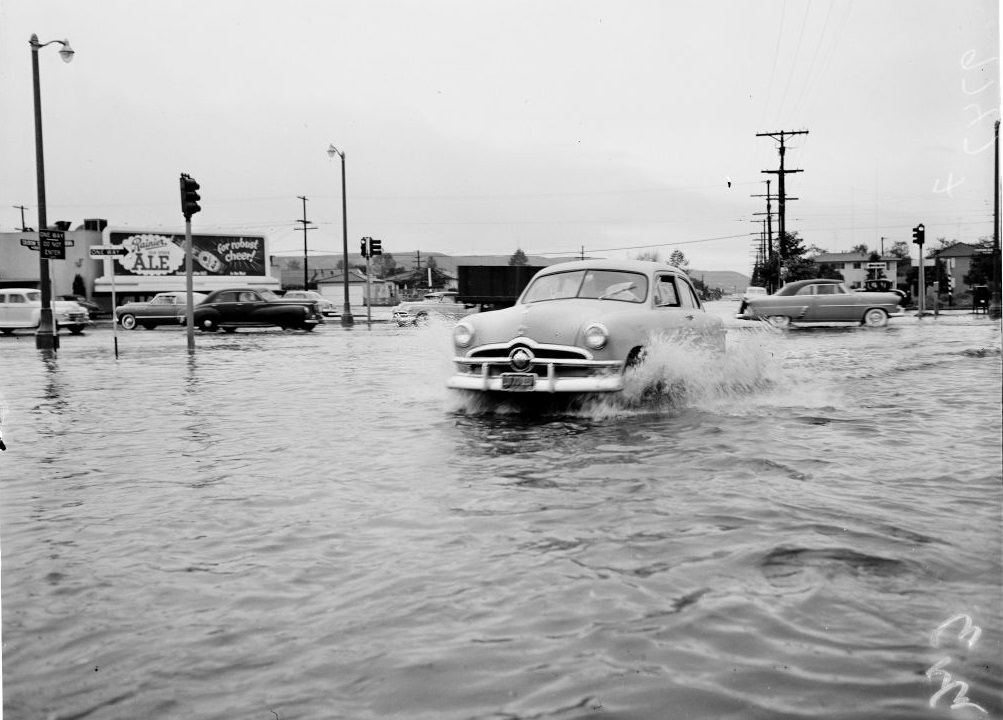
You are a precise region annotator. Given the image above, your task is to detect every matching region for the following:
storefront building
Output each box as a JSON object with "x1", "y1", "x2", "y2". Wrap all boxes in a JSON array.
[{"x1": 1, "y1": 223, "x2": 282, "y2": 313}]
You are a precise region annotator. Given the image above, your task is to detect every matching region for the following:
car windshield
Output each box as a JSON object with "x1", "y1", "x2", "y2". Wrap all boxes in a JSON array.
[
  {"x1": 26, "y1": 291, "x2": 41, "y2": 302},
  {"x1": 522, "y1": 270, "x2": 648, "y2": 304}
]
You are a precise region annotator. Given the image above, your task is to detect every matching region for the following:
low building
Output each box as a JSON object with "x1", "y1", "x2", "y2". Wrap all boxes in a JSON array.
[
  {"x1": 315, "y1": 270, "x2": 397, "y2": 307},
  {"x1": 930, "y1": 242, "x2": 983, "y2": 298},
  {"x1": 811, "y1": 252, "x2": 904, "y2": 290}
]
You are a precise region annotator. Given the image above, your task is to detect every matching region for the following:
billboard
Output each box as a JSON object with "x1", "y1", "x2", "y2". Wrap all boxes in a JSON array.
[{"x1": 108, "y1": 231, "x2": 266, "y2": 277}]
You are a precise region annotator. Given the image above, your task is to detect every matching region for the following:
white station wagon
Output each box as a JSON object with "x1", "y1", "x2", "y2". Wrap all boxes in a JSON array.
[
  {"x1": 0, "y1": 288, "x2": 90, "y2": 335},
  {"x1": 447, "y1": 259, "x2": 725, "y2": 394}
]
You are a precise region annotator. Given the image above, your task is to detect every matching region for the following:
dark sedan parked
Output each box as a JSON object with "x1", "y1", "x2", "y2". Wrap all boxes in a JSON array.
[
  {"x1": 116, "y1": 291, "x2": 207, "y2": 329},
  {"x1": 191, "y1": 288, "x2": 324, "y2": 332}
]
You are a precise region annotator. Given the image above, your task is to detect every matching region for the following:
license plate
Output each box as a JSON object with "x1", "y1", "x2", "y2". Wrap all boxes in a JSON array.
[{"x1": 501, "y1": 373, "x2": 536, "y2": 391}]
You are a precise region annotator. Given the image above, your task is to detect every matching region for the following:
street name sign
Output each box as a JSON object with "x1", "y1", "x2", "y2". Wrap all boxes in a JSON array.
[
  {"x1": 20, "y1": 237, "x2": 39, "y2": 250},
  {"x1": 89, "y1": 245, "x2": 128, "y2": 257}
]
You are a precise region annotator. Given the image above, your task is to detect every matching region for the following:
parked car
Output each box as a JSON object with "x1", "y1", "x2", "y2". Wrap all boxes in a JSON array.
[
  {"x1": 115, "y1": 291, "x2": 208, "y2": 330},
  {"x1": 282, "y1": 290, "x2": 337, "y2": 317},
  {"x1": 0, "y1": 288, "x2": 90, "y2": 335},
  {"x1": 736, "y1": 278, "x2": 904, "y2": 328},
  {"x1": 393, "y1": 291, "x2": 479, "y2": 326},
  {"x1": 446, "y1": 259, "x2": 725, "y2": 394},
  {"x1": 58, "y1": 294, "x2": 102, "y2": 317},
  {"x1": 191, "y1": 288, "x2": 324, "y2": 332}
]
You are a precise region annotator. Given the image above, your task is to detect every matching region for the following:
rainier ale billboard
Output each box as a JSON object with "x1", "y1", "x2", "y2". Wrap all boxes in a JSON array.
[{"x1": 108, "y1": 231, "x2": 266, "y2": 277}]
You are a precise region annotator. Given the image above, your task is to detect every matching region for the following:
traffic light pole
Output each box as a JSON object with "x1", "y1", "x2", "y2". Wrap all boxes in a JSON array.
[
  {"x1": 365, "y1": 251, "x2": 372, "y2": 327},
  {"x1": 913, "y1": 223, "x2": 926, "y2": 316},
  {"x1": 185, "y1": 217, "x2": 195, "y2": 354}
]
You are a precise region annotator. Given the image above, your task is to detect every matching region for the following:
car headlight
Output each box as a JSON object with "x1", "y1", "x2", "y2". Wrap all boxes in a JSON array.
[
  {"x1": 583, "y1": 323, "x2": 609, "y2": 350},
  {"x1": 454, "y1": 321, "x2": 475, "y2": 348}
]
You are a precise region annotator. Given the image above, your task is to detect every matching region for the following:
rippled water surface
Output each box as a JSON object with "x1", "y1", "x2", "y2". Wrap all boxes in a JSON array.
[{"x1": 2, "y1": 304, "x2": 1001, "y2": 720}]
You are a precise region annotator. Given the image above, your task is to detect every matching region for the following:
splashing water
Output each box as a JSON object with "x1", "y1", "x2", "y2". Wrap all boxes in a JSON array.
[{"x1": 449, "y1": 326, "x2": 787, "y2": 419}]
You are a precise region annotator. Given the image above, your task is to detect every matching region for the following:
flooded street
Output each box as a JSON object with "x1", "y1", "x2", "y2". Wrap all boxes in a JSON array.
[{"x1": 2, "y1": 303, "x2": 1001, "y2": 720}]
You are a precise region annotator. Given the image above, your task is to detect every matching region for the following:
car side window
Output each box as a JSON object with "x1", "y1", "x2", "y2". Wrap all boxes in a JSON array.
[
  {"x1": 654, "y1": 277, "x2": 679, "y2": 307},
  {"x1": 795, "y1": 285, "x2": 814, "y2": 296},
  {"x1": 9, "y1": 294, "x2": 26, "y2": 304},
  {"x1": 239, "y1": 292, "x2": 258, "y2": 302},
  {"x1": 815, "y1": 284, "x2": 836, "y2": 295},
  {"x1": 218, "y1": 292, "x2": 240, "y2": 303},
  {"x1": 678, "y1": 280, "x2": 698, "y2": 308}
]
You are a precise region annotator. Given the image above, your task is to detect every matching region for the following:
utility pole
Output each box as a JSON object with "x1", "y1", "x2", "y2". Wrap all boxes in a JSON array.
[
  {"x1": 12, "y1": 205, "x2": 31, "y2": 231},
  {"x1": 296, "y1": 196, "x2": 313, "y2": 290},
  {"x1": 992, "y1": 119, "x2": 1001, "y2": 318},
  {"x1": 758, "y1": 129, "x2": 807, "y2": 275}
]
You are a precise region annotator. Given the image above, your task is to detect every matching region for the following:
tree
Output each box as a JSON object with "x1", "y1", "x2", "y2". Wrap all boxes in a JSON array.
[
  {"x1": 635, "y1": 250, "x2": 662, "y2": 263},
  {"x1": 779, "y1": 231, "x2": 815, "y2": 282},
  {"x1": 508, "y1": 249, "x2": 528, "y2": 266},
  {"x1": 370, "y1": 252, "x2": 397, "y2": 278},
  {"x1": 850, "y1": 243, "x2": 869, "y2": 255},
  {"x1": 668, "y1": 249, "x2": 689, "y2": 273},
  {"x1": 888, "y1": 240, "x2": 911, "y2": 259},
  {"x1": 72, "y1": 274, "x2": 86, "y2": 296},
  {"x1": 964, "y1": 237, "x2": 997, "y2": 286}
]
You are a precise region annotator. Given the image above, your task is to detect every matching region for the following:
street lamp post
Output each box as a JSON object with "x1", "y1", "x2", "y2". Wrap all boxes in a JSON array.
[
  {"x1": 30, "y1": 33, "x2": 74, "y2": 351},
  {"x1": 327, "y1": 144, "x2": 353, "y2": 325}
]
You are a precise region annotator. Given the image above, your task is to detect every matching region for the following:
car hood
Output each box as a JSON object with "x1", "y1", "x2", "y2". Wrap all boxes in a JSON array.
[{"x1": 465, "y1": 300, "x2": 636, "y2": 346}]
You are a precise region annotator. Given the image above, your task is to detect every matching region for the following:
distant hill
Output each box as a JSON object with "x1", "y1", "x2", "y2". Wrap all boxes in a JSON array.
[{"x1": 688, "y1": 269, "x2": 751, "y2": 293}]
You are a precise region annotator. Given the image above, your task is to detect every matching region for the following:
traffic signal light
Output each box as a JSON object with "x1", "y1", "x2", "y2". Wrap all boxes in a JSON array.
[
  {"x1": 369, "y1": 238, "x2": 382, "y2": 256},
  {"x1": 912, "y1": 223, "x2": 925, "y2": 244},
  {"x1": 180, "y1": 173, "x2": 201, "y2": 219}
]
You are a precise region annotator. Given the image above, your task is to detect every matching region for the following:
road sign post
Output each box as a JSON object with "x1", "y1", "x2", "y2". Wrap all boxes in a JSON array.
[{"x1": 90, "y1": 245, "x2": 127, "y2": 358}]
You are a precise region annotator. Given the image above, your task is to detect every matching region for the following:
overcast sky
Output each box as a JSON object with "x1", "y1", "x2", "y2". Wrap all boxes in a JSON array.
[{"x1": 1, "y1": 0, "x2": 998, "y2": 274}]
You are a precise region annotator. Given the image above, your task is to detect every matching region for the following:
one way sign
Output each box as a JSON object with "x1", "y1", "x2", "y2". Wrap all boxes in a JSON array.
[{"x1": 89, "y1": 245, "x2": 128, "y2": 257}]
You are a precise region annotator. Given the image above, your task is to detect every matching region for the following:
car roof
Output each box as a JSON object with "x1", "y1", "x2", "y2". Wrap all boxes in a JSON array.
[
  {"x1": 534, "y1": 259, "x2": 687, "y2": 277},
  {"x1": 775, "y1": 278, "x2": 843, "y2": 295}
]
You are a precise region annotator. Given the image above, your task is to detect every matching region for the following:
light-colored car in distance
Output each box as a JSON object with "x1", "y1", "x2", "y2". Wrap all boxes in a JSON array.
[
  {"x1": 115, "y1": 291, "x2": 207, "y2": 330},
  {"x1": 735, "y1": 278, "x2": 904, "y2": 328},
  {"x1": 737, "y1": 286, "x2": 768, "y2": 315},
  {"x1": 446, "y1": 259, "x2": 725, "y2": 394},
  {"x1": 282, "y1": 290, "x2": 337, "y2": 317},
  {"x1": 0, "y1": 288, "x2": 90, "y2": 335},
  {"x1": 393, "y1": 291, "x2": 478, "y2": 326}
]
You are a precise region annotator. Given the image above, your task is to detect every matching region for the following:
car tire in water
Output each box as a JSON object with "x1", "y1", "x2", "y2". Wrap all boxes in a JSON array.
[
  {"x1": 767, "y1": 315, "x2": 791, "y2": 329},
  {"x1": 68, "y1": 325, "x2": 86, "y2": 335},
  {"x1": 199, "y1": 317, "x2": 218, "y2": 332},
  {"x1": 862, "y1": 308, "x2": 888, "y2": 327},
  {"x1": 120, "y1": 314, "x2": 137, "y2": 330},
  {"x1": 142, "y1": 323, "x2": 156, "y2": 330}
]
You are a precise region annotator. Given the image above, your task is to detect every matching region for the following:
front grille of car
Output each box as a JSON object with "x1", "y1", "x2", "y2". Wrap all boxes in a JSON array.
[
  {"x1": 456, "y1": 341, "x2": 619, "y2": 379},
  {"x1": 469, "y1": 344, "x2": 588, "y2": 361}
]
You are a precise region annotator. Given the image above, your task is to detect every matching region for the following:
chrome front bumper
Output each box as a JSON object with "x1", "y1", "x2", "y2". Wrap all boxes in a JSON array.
[{"x1": 447, "y1": 357, "x2": 625, "y2": 393}]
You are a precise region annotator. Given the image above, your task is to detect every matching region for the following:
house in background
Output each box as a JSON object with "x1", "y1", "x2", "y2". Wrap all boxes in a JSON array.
[
  {"x1": 810, "y1": 252, "x2": 904, "y2": 291},
  {"x1": 930, "y1": 242, "x2": 983, "y2": 299},
  {"x1": 315, "y1": 269, "x2": 396, "y2": 307}
]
